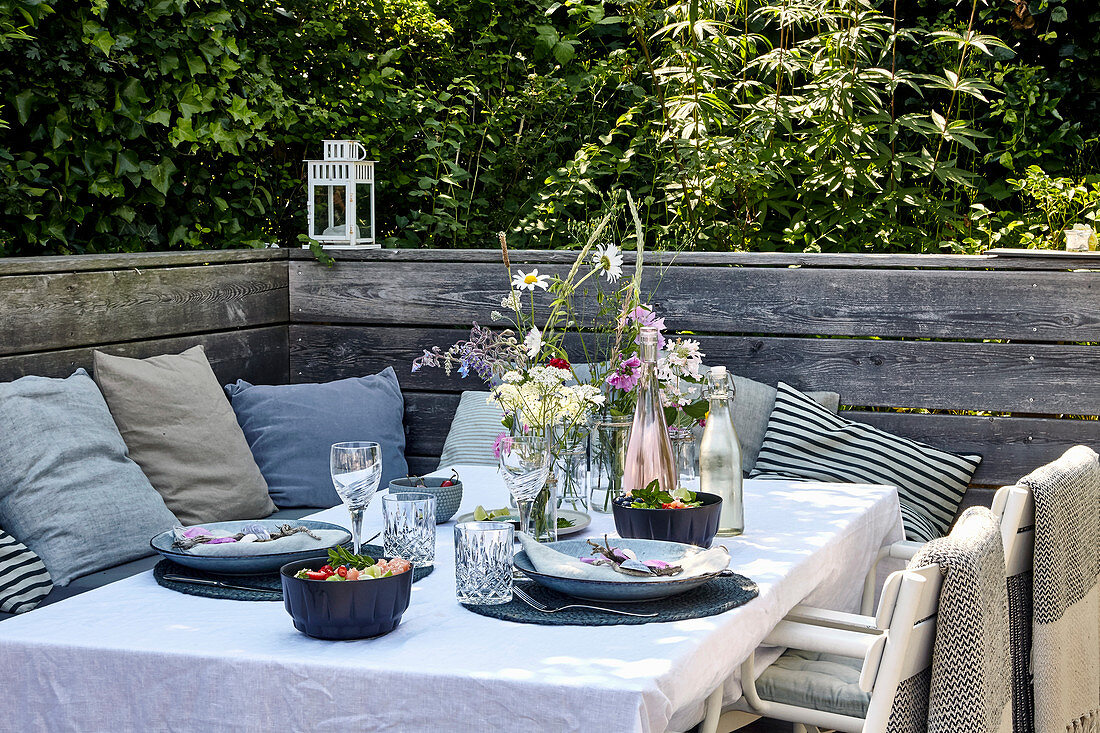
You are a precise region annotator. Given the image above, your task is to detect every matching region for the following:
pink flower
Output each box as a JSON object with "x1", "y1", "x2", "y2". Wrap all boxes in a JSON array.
[
  {"x1": 621, "y1": 305, "x2": 666, "y2": 349},
  {"x1": 492, "y1": 432, "x2": 513, "y2": 461},
  {"x1": 605, "y1": 355, "x2": 643, "y2": 392}
]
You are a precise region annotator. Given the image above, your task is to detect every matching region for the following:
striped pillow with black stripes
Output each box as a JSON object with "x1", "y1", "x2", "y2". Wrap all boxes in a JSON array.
[
  {"x1": 0, "y1": 529, "x2": 53, "y2": 614},
  {"x1": 750, "y1": 382, "x2": 982, "y2": 542}
]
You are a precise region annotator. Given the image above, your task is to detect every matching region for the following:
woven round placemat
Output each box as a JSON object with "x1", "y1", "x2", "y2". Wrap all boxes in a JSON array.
[
  {"x1": 462, "y1": 573, "x2": 758, "y2": 626},
  {"x1": 154, "y1": 545, "x2": 433, "y2": 602}
]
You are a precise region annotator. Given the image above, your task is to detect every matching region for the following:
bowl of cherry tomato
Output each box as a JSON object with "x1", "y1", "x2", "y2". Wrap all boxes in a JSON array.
[
  {"x1": 280, "y1": 549, "x2": 414, "y2": 640},
  {"x1": 389, "y1": 469, "x2": 462, "y2": 523}
]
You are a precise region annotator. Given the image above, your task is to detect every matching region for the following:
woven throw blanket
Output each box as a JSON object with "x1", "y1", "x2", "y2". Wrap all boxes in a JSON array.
[
  {"x1": 887, "y1": 507, "x2": 1012, "y2": 733},
  {"x1": 1019, "y1": 445, "x2": 1100, "y2": 733}
]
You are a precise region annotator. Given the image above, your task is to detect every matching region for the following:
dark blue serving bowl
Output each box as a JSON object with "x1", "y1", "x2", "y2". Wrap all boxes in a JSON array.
[
  {"x1": 280, "y1": 557, "x2": 413, "y2": 640},
  {"x1": 612, "y1": 491, "x2": 723, "y2": 548}
]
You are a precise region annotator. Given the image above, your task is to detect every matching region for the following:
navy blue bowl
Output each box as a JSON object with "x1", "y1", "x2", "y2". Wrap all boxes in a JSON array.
[
  {"x1": 280, "y1": 557, "x2": 413, "y2": 640},
  {"x1": 612, "y1": 492, "x2": 723, "y2": 548}
]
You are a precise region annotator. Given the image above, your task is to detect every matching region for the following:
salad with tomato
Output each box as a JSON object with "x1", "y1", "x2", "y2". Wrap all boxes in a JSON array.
[{"x1": 294, "y1": 545, "x2": 411, "y2": 582}]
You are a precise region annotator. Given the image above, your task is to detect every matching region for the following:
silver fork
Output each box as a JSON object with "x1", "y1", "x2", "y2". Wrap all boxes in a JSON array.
[{"x1": 512, "y1": 586, "x2": 658, "y2": 618}]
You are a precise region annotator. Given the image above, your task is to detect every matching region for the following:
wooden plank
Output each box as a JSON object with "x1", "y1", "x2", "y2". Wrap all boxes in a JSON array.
[
  {"x1": 290, "y1": 248, "x2": 1100, "y2": 271},
  {"x1": 289, "y1": 325, "x2": 1100, "y2": 415},
  {"x1": 0, "y1": 326, "x2": 289, "y2": 386},
  {"x1": 290, "y1": 260, "x2": 1100, "y2": 342},
  {"x1": 0, "y1": 261, "x2": 288, "y2": 356},
  {"x1": 846, "y1": 411, "x2": 1098, "y2": 487},
  {"x1": 0, "y1": 248, "x2": 286, "y2": 276},
  {"x1": 402, "y1": 391, "x2": 460, "y2": 461},
  {"x1": 396, "y1": 391, "x2": 1095, "y2": 487}
]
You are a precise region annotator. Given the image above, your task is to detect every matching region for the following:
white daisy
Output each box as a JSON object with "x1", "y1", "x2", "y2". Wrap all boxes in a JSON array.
[
  {"x1": 511, "y1": 269, "x2": 550, "y2": 291},
  {"x1": 523, "y1": 327, "x2": 544, "y2": 358},
  {"x1": 593, "y1": 243, "x2": 624, "y2": 282}
]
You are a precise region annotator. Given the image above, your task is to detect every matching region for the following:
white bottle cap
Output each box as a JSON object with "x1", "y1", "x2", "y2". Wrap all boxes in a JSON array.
[{"x1": 711, "y1": 365, "x2": 727, "y2": 378}]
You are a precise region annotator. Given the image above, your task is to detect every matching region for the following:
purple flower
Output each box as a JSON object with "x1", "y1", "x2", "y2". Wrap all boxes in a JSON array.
[
  {"x1": 207, "y1": 537, "x2": 237, "y2": 544},
  {"x1": 621, "y1": 305, "x2": 666, "y2": 349},
  {"x1": 579, "y1": 557, "x2": 597, "y2": 565},
  {"x1": 181, "y1": 527, "x2": 210, "y2": 538},
  {"x1": 606, "y1": 355, "x2": 643, "y2": 392}
]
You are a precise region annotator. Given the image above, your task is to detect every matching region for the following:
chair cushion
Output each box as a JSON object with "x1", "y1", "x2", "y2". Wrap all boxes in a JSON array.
[
  {"x1": 437, "y1": 391, "x2": 505, "y2": 469},
  {"x1": 756, "y1": 649, "x2": 870, "y2": 719},
  {"x1": 226, "y1": 368, "x2": 408, "y2": 508},
  {"x1": 751, "y1": 382, "x2": 982, "y2": 542},
  {"x1": 0, "y1": 370, "x2": 179, "y2": 586},
  {"x1": 93, "y1": 346, "x2": 275, "y2": 526},
  {"x1": 0, "y1": 529, "x2": 52, "y2": 614}
]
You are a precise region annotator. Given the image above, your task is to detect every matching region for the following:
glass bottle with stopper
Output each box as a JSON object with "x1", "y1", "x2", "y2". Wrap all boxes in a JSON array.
[
  {"x1": 622, "y1": 326, "x2": 677, "y2": 494},
  {"x1": 700, "y1": 366, "x2": 744, "y2": 536}
]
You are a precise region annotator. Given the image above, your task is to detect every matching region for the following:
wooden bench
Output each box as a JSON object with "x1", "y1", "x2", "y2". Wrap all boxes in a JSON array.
[{"x1": 2, "y1": 247, "x2": 1097, "y2": 512}]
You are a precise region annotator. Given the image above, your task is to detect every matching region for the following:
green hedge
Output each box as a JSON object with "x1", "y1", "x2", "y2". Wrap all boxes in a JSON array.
[{"x1": 0, "y1": 0, "x2": 1097, "y2": 255}]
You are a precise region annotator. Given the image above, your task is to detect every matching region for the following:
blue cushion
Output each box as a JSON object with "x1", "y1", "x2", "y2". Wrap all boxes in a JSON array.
[
  {"x1": 225, "y1": 368, "x2": 408, "y2": 508},
  {"x1": 0, "y1": 370, "x2": 179, "y2": 586},
  {"x1": 756, "y1": 649, "x2": 870, "y2": 718}
]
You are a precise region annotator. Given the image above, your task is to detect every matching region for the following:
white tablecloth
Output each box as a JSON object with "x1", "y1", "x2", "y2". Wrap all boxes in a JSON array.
[{"x1": 0, "y1": 467, "x2": 902, "y2": 733}]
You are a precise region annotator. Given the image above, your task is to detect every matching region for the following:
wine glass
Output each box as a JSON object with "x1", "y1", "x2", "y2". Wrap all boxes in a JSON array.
[
  {"x1": 330, "y1": 441, "x2": 382, "y2": 554},
  {"x1": 497, "y1": 435, "x2": 551, "y2": 540}
]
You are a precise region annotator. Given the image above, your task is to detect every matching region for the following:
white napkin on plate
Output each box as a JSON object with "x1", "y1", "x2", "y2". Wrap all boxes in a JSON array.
[
  {"x1": 516, "y1": 533, "x2": 729, "y2": 582},
  {"x1": 185, "y1": 530, "x2": 348, "y2": 556}
]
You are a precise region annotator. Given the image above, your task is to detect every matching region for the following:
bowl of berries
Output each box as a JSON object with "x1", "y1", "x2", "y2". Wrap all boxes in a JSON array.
[
  {"x1": 389, "y1": 469, "x2": 462, "y2": 523},
  {"x1": 612, "y1": 481, "x2": 722, "y2": 548},
  {"x1": 280, "y1": 546, "x2": 414, "y2": 640}
]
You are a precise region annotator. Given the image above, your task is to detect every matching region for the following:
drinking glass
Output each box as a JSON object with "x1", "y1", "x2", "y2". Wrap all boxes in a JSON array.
[
  {"x1": 454, "y1": 522, "x2": 514, "y2": 605},
  {"x1": 497, "y1": 435, "x2": 551, "y2": 540},
  {"x1": 330, "y1": 441, "x2": 382, "y2": 554},
  {"x1": 382, "y1": 492, "x2": 437, "y2": 567}
]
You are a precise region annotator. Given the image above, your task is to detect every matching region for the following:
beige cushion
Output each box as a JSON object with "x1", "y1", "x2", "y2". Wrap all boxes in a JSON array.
[{"x1": 93, "y1": 346, "x2": 275, "y2": 525}]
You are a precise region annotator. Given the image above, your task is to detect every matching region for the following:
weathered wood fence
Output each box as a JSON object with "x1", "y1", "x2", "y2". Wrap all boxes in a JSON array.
[{"x1": 2, "y1": 247, "x2": 1097, "y2": 507}]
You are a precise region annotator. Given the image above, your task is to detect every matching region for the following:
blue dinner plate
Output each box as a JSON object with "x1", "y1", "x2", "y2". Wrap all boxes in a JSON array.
[
  {"x1": 514, "y1": 538, "x2": 730, "y2": 602},
  {"x1": 150, "y1": 520, "x2": 352, "y2": 576}
]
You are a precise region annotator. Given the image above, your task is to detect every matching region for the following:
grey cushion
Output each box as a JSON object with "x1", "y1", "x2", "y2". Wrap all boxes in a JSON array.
[
  {"x1": 0, "y1": 506, "x2": 320, "y2": 622},
  {"x1": 0, "y1": 370, "x2": 179, "y2": 586},
  {"x1": 724, "y1": 372, "x2": 840, "y2": 474},
  {"x1": 226, "y1": 368, "x2": 408, "y2": 508},
  {"x1": 437, "y1": 391, "x2": 505, "y2": 469},
  {"x1": 756, "y1": 649, "x2": 870, "y2": 718},
  {"x1": 93, "y1": 346, "x2": 275, "y2": 525}
]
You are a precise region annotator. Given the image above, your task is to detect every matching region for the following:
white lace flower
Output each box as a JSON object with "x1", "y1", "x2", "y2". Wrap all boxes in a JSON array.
[
  {"x1": 512, "y1": 269, "x2": 550, "y2": 291},
  {"x1": 502, "y1": 370, "x2": 524, "y2": 384},
  {"x1": 500, "y1": 293, "x2": 522, "y2": 310},
  {"x1": 593, "y1": 243, "x2": 624, "y2": 283}
]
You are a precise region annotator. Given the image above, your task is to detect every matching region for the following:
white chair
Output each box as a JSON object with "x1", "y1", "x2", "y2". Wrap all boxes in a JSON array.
[{"x1": 697, "y1": 561, "x2": 943, "y2": 733}]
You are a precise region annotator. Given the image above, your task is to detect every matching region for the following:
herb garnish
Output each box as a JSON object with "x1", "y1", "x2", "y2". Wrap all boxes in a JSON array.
[{"x1": 624, "y1": 479, "x2": 703, "y2": 509}]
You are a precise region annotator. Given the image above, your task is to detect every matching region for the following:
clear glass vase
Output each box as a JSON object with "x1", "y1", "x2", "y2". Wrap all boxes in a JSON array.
[
  {"x1": 554, "y1": 443, "x2": 589, "y2": 513},
  {"x1": 528, "y1": 473, "x2": 559, "y2": 542},
  {"x1": 588, "y1": 416, "x2": 632, "y2": 513},
  {"x1": 669, "y1": 426, "x2": 699, "y2": 488}
]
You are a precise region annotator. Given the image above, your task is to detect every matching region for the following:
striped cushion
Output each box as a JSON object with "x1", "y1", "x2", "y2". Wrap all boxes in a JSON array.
[
  {"x1": 750, "y1": 382, "x2": 981, "y2": 542},
  {"x1": 0, "y1": 528, "x2": 52, "y2": 614},
  {"x1": 437, "y1": 391, "x2": 506, "y2": 469}
]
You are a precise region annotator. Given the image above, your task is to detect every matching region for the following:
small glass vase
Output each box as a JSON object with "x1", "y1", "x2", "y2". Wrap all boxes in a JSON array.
[
  {"x1": 554, "y1": 442, "x2": 589, "y2": 513},
  {"x1": 527, "y1": 473, "x2": 560, "y2": 543},
  {"x1": 669, "y1": 426, "x2": 699, "y2": 488},
  {"x1": 588, "y1": 416, "x2": 632, "y2": 513}
]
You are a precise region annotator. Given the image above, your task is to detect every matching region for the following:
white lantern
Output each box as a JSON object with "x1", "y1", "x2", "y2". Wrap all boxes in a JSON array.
[{"x1": 304, "y1": 140, "x2": 378, "y2": 249}]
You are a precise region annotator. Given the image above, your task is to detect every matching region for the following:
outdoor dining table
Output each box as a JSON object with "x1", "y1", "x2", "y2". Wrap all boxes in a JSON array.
[{"x1": 0, "y1": 465, "x2": 904, "y2": 733}]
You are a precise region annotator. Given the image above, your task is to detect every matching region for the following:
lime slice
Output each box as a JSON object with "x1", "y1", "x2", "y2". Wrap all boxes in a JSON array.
[{"x1": 473, "y1": 505, "x2": 489, "y2": 521}]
